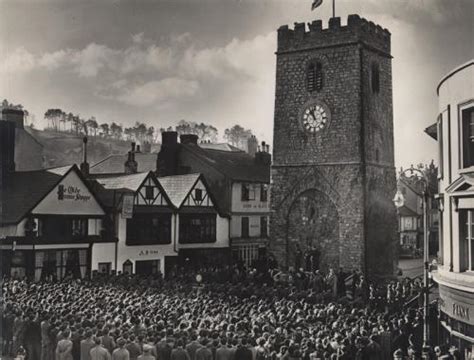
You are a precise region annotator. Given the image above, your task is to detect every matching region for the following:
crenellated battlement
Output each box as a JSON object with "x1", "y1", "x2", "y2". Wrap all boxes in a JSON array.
[{"x1": 277, "y1": 14, "x2": 391, "y2": 55}]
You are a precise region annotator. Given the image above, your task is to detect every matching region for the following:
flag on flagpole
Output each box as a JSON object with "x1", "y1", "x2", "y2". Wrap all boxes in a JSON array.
[{"x1": 311, "y1": 0, "x2": 323, "y2": 11}]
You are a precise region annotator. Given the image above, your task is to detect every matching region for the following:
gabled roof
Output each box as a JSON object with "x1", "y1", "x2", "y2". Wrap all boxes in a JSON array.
[
  {"x1": 398, "y1": 205, "x2": 419, "y2": 217},
  {"x1": 425, "y1": 123, "x2": 437, "y2": 141},
  {"x1": 158, "y1": 173, "x2": 201, "y2": 209},
  {"x1": 90, "y1": 153, "x2": 157, "y2": 174},
  {"x1": 90, "y1": 171, "x2": 174, "y2": 210},
  {"x1": 446, "y1": 173, "x2": 474, "y2": 194},
  {"x1": 181, "y1": 144, "x2": 270, "y2": 183},
  {"x1": 1, "y1": 165, "x2": 104, "y2": 225}
]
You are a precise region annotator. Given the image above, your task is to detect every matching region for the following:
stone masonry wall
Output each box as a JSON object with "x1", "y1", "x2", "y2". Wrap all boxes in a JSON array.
[{"x1": 270, "y1": 15, "x2": 396, "y2": 277}]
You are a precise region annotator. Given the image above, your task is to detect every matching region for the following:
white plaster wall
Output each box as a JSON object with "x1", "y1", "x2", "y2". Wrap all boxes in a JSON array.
[
  {"x1": 115, "y1": 214, "x2": 178, "y2": 275},
  {"x1": 91, "y1": 243, "x2": 116, "y2": 271},
  {"x1": 230, "y1": 215, "x2": 266, "y2": 238},
  {"x1": 437, "y1": 62, "x2": 474, "y2": 274},
  {"x1": 231, "y1": 182, "x2": 270, "y2": 213}
]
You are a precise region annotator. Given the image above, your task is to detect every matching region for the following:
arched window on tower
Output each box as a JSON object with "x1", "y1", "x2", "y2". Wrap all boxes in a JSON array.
[
  {"x1": 371, "y1": 62, "x2": 380, "y2": 93},
  {"x1": 307, "y1": 61, "x2": 323, "y2": 92}
]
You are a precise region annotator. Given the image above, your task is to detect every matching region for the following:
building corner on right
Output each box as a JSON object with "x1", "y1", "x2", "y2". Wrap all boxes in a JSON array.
[{"x1": 428, "y1": 60, "x2": 474, "y2": 356}]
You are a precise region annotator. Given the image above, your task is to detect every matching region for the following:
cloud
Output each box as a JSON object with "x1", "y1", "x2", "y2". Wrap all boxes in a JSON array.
[
  {"x1": 0, "y1": 47, "x2": 36, "y2": 73},
  {"x1": 114, "y1": 78, "x2": 199, "y2": 107},
  {"x1": 72, "y1": 43, "x2": 119, "y2": 78}
]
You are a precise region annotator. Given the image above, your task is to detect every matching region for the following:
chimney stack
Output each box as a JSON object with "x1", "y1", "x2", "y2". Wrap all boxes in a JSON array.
[
  {"x1": 180, "y1": 134, "x2": 199, "y2": 145},
  {"x1": 136, "y1": 144, "x2": 141, "y2": 153},
  {"x1": 247, "y1": 135, "x2": 258, "y2": 157},
  {"x1": 0, "y1": 120, "x2": 16, "y2": 187},
  {"x1": 143, "y1": 141, "x2": 152, "y2": 153},
  {"x1": 156, "y1": 131, "x2": 179, "y2": 177},
  {"x1": 255, "y1": 140, "x2": 272, "y2": 166},
  {"x1": 1, "y1": 108, "x2": 24, "y2": 129},
  {"x1": 124, "y1": 142, "x2": 138, "y2": 174},
  {"x1": 80, "y1": 136, "x2": 90, "y2": 176}
]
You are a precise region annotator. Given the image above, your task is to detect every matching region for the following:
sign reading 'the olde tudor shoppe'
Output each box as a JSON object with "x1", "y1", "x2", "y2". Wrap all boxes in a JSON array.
[{"x1": 32, "y1": 169, "x2": 104, "y2": 216}]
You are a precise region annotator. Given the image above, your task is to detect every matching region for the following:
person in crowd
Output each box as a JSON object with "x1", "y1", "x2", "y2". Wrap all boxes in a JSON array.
[
  {"x1": 112, "y1": 338, "x2": 130, "y2": 360},
  {"x1": 138, "y1": 344, "x2": 155, "y2": 360},
  {"x1": 81, "y1": 329, "x2": 95, "y2": 360},
  {"x1": 56, "y1": 329, "x2": 74, "y2": 360},
  {"x1": 90, "y1": 337, "x2": 111, "y2": 360},
  {"x1": 170, "y1": 339, "x2": 190, "y2": 360},
  {"x1": 126, "y1": 335, "x2": 141, "y2": 360},
  {"x1": 216, "y1": 337, "x2": 233, "y2": 360},
  {"x1": 1, "y1": 264, "x2": 438, "y2": 360}
]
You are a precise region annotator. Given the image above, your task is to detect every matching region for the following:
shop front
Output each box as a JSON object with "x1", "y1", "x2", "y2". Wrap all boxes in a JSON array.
[
  {"x1": 0, "y1": 165, "x2": 110, "y2": 281},
  {"x1": 437, "y1": 283, "x2": 474, "y2": 358}
]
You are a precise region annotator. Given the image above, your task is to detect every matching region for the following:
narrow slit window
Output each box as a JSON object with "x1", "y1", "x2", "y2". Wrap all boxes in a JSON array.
[{"x1": 371, "y1": 63, "x2": 380, "y2": 93}]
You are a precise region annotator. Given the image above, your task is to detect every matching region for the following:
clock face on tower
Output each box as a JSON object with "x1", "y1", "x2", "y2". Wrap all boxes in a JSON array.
[{"x1": 301, "y1": 101, "x2": 330, "y2": 133}]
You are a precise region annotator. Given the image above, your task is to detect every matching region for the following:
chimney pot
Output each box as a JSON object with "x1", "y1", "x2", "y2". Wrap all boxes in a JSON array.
[{"x1": 131, "y1": 142, "x2": 136, "y2": 152}]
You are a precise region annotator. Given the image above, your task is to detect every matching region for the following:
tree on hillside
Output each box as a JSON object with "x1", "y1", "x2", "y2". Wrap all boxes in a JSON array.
[
  {"x1": 44, "y1": 109, "x2": 65, "y2": 131},
  {"x1": 133, "y1": 122, "x2": 148, "y2": 143},
  {"x1": 66, "y1": 113, "x2": 74, "y2": 132},
  {"x1": 100, "y1": 123, "x2": 110, "y2": 137},
  {"x1": 224, "y1": 125, "x2": 254, "y2": 150},
  {"x1": 146, "y1": 126, "x2": 155, "y2": 143},
  {"x1": 175, "y1": 120, "x2": 218, "y2": 143},
  {"x1": 86, "y1": 117, "x2": 99, "y2": 136},
  {"x1": 110, "y1": 122, "x2": 123, "y2": 140}
]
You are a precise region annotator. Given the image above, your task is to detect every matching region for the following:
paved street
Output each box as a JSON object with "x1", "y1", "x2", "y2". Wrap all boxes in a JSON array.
[{"x1": 398, "y1": 257, "x2": 424, "y2": 279}]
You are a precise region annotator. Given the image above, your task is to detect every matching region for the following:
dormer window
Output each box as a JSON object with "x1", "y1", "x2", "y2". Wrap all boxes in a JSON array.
[{"x1": 307, "y1": 61, "x2": 323, "y2": 92}]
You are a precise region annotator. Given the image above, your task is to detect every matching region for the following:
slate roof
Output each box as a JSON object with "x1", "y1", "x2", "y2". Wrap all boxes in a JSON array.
[
  {"x1": 199, "y1": 143, "x2": 243, "y2": 152},
  {"x1": 0, "y1": 165, "x2": 98, "y2": 225},
  {"x1": 90, "y1": 153, "x2": 157, "y2": 174},
  {"x1": 181, "y1": 144, "x2": 270, "y2": 183},
  {"x1": 93, "y1": 172, "x2": 149, "y2": 192},
  {"x1": 90, "y1": 143, "x2": 270, "y2": 184},
  {"x1": 158, "y1": 173, "x2": 201, "y2": 208}
]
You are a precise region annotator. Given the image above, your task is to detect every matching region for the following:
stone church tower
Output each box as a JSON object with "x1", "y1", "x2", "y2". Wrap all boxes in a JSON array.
[{"x1": 270, "y1": 15, "x2": 398, "y2": 277}]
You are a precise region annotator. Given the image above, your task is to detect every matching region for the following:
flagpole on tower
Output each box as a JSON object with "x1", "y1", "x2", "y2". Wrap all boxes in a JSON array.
[{"x1": 332, "y1": 0, "x2": 335, "y2": 18}]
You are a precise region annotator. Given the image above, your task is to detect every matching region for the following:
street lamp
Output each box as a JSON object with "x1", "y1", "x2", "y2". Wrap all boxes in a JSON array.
[{"x1": 394, "y1": 164, "x2": 431, "y2": 357}]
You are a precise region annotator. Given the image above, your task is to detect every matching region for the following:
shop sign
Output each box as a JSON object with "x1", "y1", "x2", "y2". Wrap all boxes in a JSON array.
[
  {"x1": 439, "y1": 288, "x2": 474, "y2": 325},
  {"x1": 57, "y1": 184, "x2": 91, "y2": 202},
  {"x1": 122, "y1": 194, "x2": 134, "y2": 219},
  {"x1": 138, "y1": 249, "x2": 160, "y2": 256}
]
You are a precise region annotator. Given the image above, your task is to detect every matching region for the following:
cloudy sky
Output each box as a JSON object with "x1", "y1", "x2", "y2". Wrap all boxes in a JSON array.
[{"x1": 1, "y1": 0, "x2": 472, "y2": 168}]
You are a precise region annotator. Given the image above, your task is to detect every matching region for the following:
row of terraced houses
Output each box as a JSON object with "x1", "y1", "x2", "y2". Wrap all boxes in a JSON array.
[{"x1": 0, "y1": 109, "x2": 271, "y2": 279}]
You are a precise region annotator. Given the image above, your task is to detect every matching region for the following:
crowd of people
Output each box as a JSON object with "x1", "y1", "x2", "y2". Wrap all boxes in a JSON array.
[{"x1": 1, "y1": 265, "x2": 455, "y2": 360}]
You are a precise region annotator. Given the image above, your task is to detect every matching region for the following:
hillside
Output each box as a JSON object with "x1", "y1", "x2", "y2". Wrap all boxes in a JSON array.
[{"x1": 29, "y1": 128, "x2": 160, "y2": 168}]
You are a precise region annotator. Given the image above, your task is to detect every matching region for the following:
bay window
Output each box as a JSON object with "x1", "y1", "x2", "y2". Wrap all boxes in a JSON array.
[
  {"x1": 461, "y1": 106, "x2": 474, "y2": 169},
  {"x1": 126, "y1": 214, "x2": 171, "y2": 245},
  {"x1": 460, "y1": 209, "x2": 474, "y2": 271},
  {"x1": 179, "y1": 214, "x2": 216, "y2": 244}
]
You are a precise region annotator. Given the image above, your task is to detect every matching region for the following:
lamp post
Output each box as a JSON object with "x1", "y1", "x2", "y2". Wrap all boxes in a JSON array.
[{"x1": 394, "y1": 165, "x2": 431, "y2": 357}]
